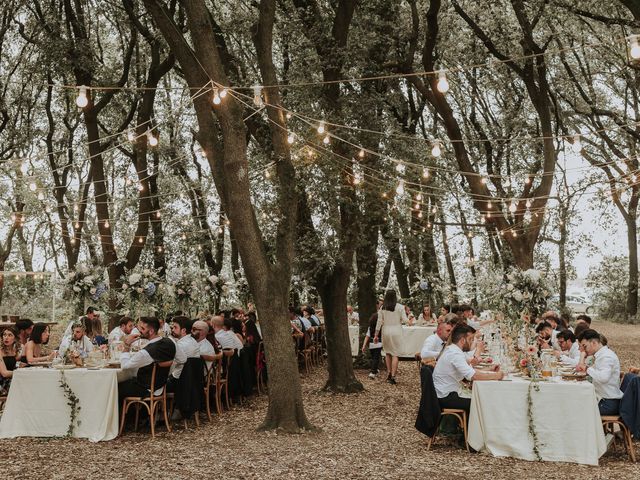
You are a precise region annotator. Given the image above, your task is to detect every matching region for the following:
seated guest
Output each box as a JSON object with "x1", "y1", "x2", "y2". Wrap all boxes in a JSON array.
[
  {"x1": 553, "y1": 329, "x2": 581, "y2": 366},
  {"x1": 460, "y1": 305, "x2": 494, "y2": 329},
  {"x1": 417, "y1": 305, "x2": 436, "y2": 325},
  {"x1": 15, "y1": 319, "x2": 34, "y2": 350},
  {"x1": 213, "y1": 315, "x2": 244, "y2": 351},
  {"x1": 59, "y1": 323, "x2": 94, "y2": 358},
  {"x1": 1, "y1": 327, "x2": 19, "y2": 394},
  {"x1": 303, "y1": 306, "x2": 321, "y2": 327},
  {"x1": 118, "y1": 317, "x2": 176, "y2": 403},
  {"x1": 288, "y1": 308, "x2": 304, "y2": 336},
  {"x1": 166, "y1": 316, "x2": 200, "y2": 392},
  {"x1": 576, "y1": 314, "x2": 592, "y2": 327},
  {"x1": 576, "y1": 329, "x2": 623, "y2": 415},
  {"x1": 433, "y1": 324, "x2": 504, "y2": 415},
  {"x1": 573, "y1": 320, "x2": 590, "y2": 340},
  {"x1": 244, "y1": 312, "x2": 262, "y2": 346},
  {"x1": 420, "y1": 320, "x2": 455, "y2": 361},
  {"x1": 437, "y1": 304, "x2": 451, "y2": 323},
  {"x1": 158, "y1": 317, "x2": 171, "y2": 337},
  {"x1": 404, "y1": 305, "x2": 416, "y2": 326},
  {"x1": 535, "y1": 321, "x2": 554, "y2": 350},
  {"x1": 108, "y1": 316, "x2": 135, "y2": 344},
  {"x1": 24, "y1": 323, "x2": 56, "y2": 364},
  {"x1": 299, "y1": 307, "x2": 314, "y2": 332},
  {"x1": 191, "y1": 320, "x2": 221, "y2": 372}
]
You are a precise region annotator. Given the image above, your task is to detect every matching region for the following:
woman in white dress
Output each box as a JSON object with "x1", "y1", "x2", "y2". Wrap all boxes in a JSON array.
[{"x1": 373, "y1": 290, "x2": 408, "y2": 384}]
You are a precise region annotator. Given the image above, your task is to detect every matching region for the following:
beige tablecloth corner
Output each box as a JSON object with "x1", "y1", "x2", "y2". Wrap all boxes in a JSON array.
[
  {"x1": 0, "y1": 368, "x2": 120, "y2": 442},
  {"x1": 468, "y1": 379, "x2": 607, "y2": 465}
]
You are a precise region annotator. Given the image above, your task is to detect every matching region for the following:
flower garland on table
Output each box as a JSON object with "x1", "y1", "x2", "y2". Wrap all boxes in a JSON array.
[
  {"x1": 527, "y1": 381, "x2": 543, "y2": 461},
  {"x1": 58, "y1": 370, "x2": 81, "y2": 437}
]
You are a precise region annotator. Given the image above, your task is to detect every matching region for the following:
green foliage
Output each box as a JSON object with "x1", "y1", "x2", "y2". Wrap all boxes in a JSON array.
[{"x1": 587, "y1": 256, "x2": 637, "y2": 323}]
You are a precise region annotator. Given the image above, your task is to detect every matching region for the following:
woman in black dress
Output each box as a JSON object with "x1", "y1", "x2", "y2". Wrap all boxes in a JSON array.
[{"x1": 0, "y1": 327, "x2": 19, "y2": 395}]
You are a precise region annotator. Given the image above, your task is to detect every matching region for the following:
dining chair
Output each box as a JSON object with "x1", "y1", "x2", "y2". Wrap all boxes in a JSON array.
[
  {"x1": 119, "y1": 360, "x2": 173, "y2": 438},
  {"x1": 426, "y1": 409, "x2": 469, "y2": 452},
  {"x1": 601, "y1": 415, "x2": 636, "y2": 462}
]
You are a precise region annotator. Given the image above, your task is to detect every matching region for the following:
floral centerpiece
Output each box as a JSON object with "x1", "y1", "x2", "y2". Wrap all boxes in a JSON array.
[
  {"x1": 64, "y1": 263, "x2": 107, "y2": 314},
  {"x1": 118, "y1": 267, "x2": 162, "y2": 317}
]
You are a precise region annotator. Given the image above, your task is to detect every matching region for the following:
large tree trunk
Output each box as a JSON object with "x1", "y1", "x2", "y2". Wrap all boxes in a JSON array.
[
  {"x1": 626, "y1": 214, "x2": 639, "y2": 317},
  {"x1": 355, "y1": 214, "x2": 379, "y2": 365},
  {"x1": 439, "y1": 217, "x2": 458, "y2": 303},
  {"x1": 318, "y1": 269, "x2": 364, "y2": 393}
]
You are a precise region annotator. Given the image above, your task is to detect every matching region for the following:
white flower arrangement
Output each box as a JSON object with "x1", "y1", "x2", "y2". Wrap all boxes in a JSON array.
[{"x1": 64, "y1": 263, "x2": 107, "y2": 301}]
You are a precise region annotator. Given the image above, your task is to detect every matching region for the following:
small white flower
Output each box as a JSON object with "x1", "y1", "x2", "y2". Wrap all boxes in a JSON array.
[
  {"x1": 208, "y1": 275, "x2": 218, "y2": 284},
  {"x1": 143, "y1": 269, "x2": 151, "y2": 276},
  {"x1": 513, "y1": 290, "x2": 523, "y2": 302},
  {"x1": 122, "y1": 283, "x2": 129, "y2": 290},
  {"x1": 205, "y1": 285, "x2": 211, "y2": 291},
  {"x1": 73, "y1": 286, "x2": 81, "y2": 292},
  {"x1": 89, "y1": 287, "x2": 97, "y2": 295},
  {"x1": 128, "y1": 273, "x2": 141, "y2": 285}
]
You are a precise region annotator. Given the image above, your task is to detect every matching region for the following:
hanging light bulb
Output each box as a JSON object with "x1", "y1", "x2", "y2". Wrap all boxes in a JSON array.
[
  {"x1": 396, "y1": 180, "x2": 405, "y2": 195},
  {"x1": 358, "y1": 149, "x2": 365, "y2": 158},
  {"x1": 323, "y1": 134, "x2": 330, "y2": 144},
  {"x1": 217, "y1": 227, "x2": 223, "y2": 234},
  {"x1": 431, "y1": 206, "x2": 437, "y2": 214},
  {"x1": 287, "y1": 132, "x2": 295, "y2": 144},
  {"x1": 524, "y1": 176, "x2": 531, "y2": 185},
  {"x1": 571, "y1": 134, "x2": 582, "y2": 153},
  {"x1": 431, "y1": 140, "x2": 442, "y2": 157},
  {"x1": 285, "y1": 112, "x2": 292, "y2": 120},
  {"x1": 418, "y1": 211, "x2": 423, "y2": 219},
  {"x1": 138, "y1": 182, "x2": 144, "y2": 192},
  {"x1": 157, "y1": 246, "x2": 163, "y2": 253},
  {"x1": 219, "y1": 88, "x2": 227, "y2": 99},
  {"x1": 70, "y1": 237, "x2": 76, "y2": 245},
  {"x1": 181, "y1": 233, "x2": 187, "y2": 240},
  {"x1": 37, "y1": 191, "x2": 44, "y2": 201},
  {"x1": 512, "y1": 231, "x2": 518, "y2": 238},
  {"x1": 156, "y1": 211, "x2": 161, "y2": 218},
  {"x1": 29, "y1": 181, "x2": 37, "y2": 191},
  {"x1": 416, "y1": 193, "x2": 423, "y2": 201},
  {"x1": 104, "y1": 220, "x2": 110, "y2": 228},
  {"x1": 253, "y1": 85, "x2": 263, "y2": 107},
  {"x1": 414, "y1": 202, "x2": 420, "y2": 210},
  {"x1": 436, "y1": 70, "x2": 449, "y2": 93},
  {"x1": 75, "y1": 221, "x2": 80, "y2": 229},
  {"x1": 480, "y1": 176, "x2": 488, "y2": 185},
  {"x1": 76, "y1": 85, "x2": 89, "y2": 108},
  {"x1": 526, "y1": 199, "x2": 532, "y2": 208},
  {"x1": 509, "y1": 201, "x2": 517, "y2": 213},
  {"x1": 395, "y1": 163, "x2": 406, "y2": 174},
  {"x1": 147, "y1": 132, "x2": 158, "y2": 147},
  {"x1": 127, "y1": 130, "x2": 136, "y2": 142},
  {"x1": 487, "y1": 201, "x2": 493, "y2": 209},
  {"x1": 317, "y1": 121, "x2": 325, "y2": 134},
  {"x1": 382, "y1": 192, "x2": 388, "y2": 198},
  {"x1": 212, "y1": 88, "x2": 221, "y2": 105},
  {"x1": 264, "y1": 170, "x2": 271, "y2": 179},
  {"x1": 423, "y1": 167, "x2": 430, "y2": 179},
  {"x1": 20, "y1": 162, "x2": 29, "y2": 175},
  {"x1": 630, "y1": 35, "x2": 640, "y2": 60}
]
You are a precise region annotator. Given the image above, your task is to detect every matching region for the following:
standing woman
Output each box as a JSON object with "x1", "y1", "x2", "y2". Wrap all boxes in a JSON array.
[{"x1": 373, "y1": 290, "x2": 408, "y2": 385}]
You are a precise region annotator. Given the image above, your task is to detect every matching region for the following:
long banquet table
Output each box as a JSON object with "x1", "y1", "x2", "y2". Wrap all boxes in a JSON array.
[
  {"x1": 349, "y1": 325, "x2": 436, "y2": 357},
  {"x1": 0, "y1": 367, "x2": 131, "y2": 442},
  {"x1": 468, "y1": 376, "x2": 607, "y2": 465}
]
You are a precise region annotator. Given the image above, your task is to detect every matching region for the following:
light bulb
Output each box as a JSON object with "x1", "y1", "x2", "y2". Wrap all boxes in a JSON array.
[
  {"x1": 317, "y1": 121, "x2": 325, "y2": 134},
  {"x1": 75, "y1": 222, "x2": 80, "y2": 228},
  {"x1": 104, "y1": 220, "x2": 109, "y2": 228},
  {"x1": 138, "y1": 182, "x2": 144, "y2": 192},
  {"x1": 156, "y1": 211, "x2": 161, "y2": 218},
  {"x1": 512, "y1": 231, "x2": 518, "y2": 238},
  {"x1": 431, "y1": 206, "x2": 437, "y2": 214},
  {"x1": 29, "y1": 181, "x2": 37, "y2": 191},
  {"x1": 264, "y1": 170, "x2": 271, "y2": 179},
  {"x1": 423, "y1": 168, "x2": 430, "y2": 179},
  {"x1": 396, "y1": 163, "x2": 405, "y2": 174},
  {"x1": 76, "y1": 86, "x2": 89, "y2": 108},
  {"x1": 525, "y1": 176, "x2": 531, "y2": 185},
  {"x1": 253, "y1": 85, "x2": 263, "y2": 107},
  {"x1": 414, "y1": 203, "x2": 420, "y2": 210},
  {"x1": 157, "y1": 246, "x2": 163, "y2": 253},
  {"x1": 572, "y1": 135, "x2": 582, "y2": 153},
  {"x1": 436, "y1": 70, "x2": 449, "y2": 93},
  {"x1": 416, "y1": 193, "x2": 423, "y2": 201},
  {"x1": 526, "y1": 199, "x2": 532, "y2": 208},
  {"x1": 127, "y1": 130, "x2": 136, "y2": 142},
  {"x1": 219, "y1": 88, "x2": 227, "y2": 98},
  {"x1": 418, "y1": 211, "x2": 423, "y2": 218},
  {"x1": 509, "y1": 201, "x2": 517, "y2": 213},
  {"x1": 382, "y1": 192, "x2": 387, "y2": 198},
  {"x1": 37, "y1": 191, "x2": 44, "y2": 200},
  {"x1": 181, "y1": 233, "x2": 187, "y2": 240},
  {"x1": 285, "y1": 112, "x2": 292, "y2": 120},
  {"x1": 358, "y1": 149, "x2": 365, "y2": 158},
  {"x1": 212, "y1": 89, "x2": 221, "y2": 105},
  {"x1": 487, "y1": 201, "x2": 493, "y2": 209},
  {"x1": 396, "y1": 180, "x2": 405, "y2": 195},
  {"x1": 70, "y1": 237, "x2": 76, "y2": 245},
  {"x1": 287, "y1": 133, "x2": 295, "y2": 144},
  {"x1": 323, "y1": 135, "x2": 330, "y2": 144},
  {"x1": 630, "y1": 36, "x2": 640, "y2": 60},
  {"x1": 217, "y1": 227, "x2": 223, "y2": 234},
  {"x1": 147, "y1": 132, "x2": 158, "y2": 147},
  {"x1": 431, "y1": 140, "x2": 442, "y2": 157},
  {"x1": 481, "y1": 176, "x2": 488, "y2": 185},
  {"x1": 138, "y1": 237, "x2": 144, "y2": 244},
  {"x1": 20, "y1": 162, "x2": 28, "y2": 175}
]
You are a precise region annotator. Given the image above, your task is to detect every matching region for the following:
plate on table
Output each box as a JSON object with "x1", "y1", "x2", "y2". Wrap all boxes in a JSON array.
[
  {"x1": 53, "y1": 364, "x2": 76, "y2": 370},
  {"x1": 561, "y1": 372, "x2": 587, "y2": 381},
  {"x1": 29, "y1": 361, "x2": 52, "y2": 367}
]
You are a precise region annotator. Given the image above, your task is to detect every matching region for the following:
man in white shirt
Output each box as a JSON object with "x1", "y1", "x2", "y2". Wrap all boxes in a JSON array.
[
  {"x1": 420, "y1": 320, "x2": 454, "y2": 361},
  {"x1": 553, "y1": 330, "x2": 582, "y2": 366},
  {"x1": 166, "y1": 316, "x2": 201, "y2": 391},
  {"x1": 213, "y1": 316, "x2": 244, "y2": 351},
  {"x1": 461, "y1": 305, "x2": 494, "y2": 330},
  {"x1": 108, "y1": 316, "x2": 135, "y2": 344},
  {"x1": 576, "y1": 329, "x2": 623, "y2": 415},
  {"x1": 347, "y1": 305, "x2": 359, "y2": 326},
  {"x1": 59, "y1": 323, "x2": 94, "y2": 358},
  {"x1": 433, "y1": 324, "x2": 504, "y2": 414},
  {"x1": 191, "y1": 320, "x2": 221, "y2": 372}
]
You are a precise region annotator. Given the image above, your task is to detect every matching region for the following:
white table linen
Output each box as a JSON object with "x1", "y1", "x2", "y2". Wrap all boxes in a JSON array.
[
  {"x1": 349, "y1": 325, "x2": 435, "y2": 357},
  {"x1": 0, "y1": 367, "x2": 120, "y2": 442},
  {"x1": 468, "y1": 378, "x2": 607, "y2": 465}
]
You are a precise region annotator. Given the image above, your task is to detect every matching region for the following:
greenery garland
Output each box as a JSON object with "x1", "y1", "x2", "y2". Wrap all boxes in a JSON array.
[
  {"x1": 58, "y1": 370, "x2": 82, "y2": 437},
  {"x1": 526, "y1": 381, "x2": 542, "y2": 461}
]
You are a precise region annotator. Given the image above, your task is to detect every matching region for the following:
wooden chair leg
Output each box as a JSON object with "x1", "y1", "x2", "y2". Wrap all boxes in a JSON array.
[
  {"x1": 462, "y1": 412, "x2": 469, "y2": 452},
  {"x1": 205, "y1": 389, "x2": 212, "y2": 421},
  {"x1": 150, "y1": 400, "x2": 156, "y2": 438},
  {"x1": 224, "y1": 384, "x2": 230, "y2": 410},
  {"x1": 119, "y1": 400, "x2": 129, "y2": 436},
  {"x1": 162, "y1": 399, "x2": 172, "y2": 432},
  {"x1": 623, "y1": 425, "x2": 636, "y2": 462},
  {"x1": 134, "y1": 403, "x2": 140, "y2": 432}
]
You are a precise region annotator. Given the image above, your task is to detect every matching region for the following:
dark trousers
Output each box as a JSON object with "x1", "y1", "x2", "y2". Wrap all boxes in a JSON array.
[
  {"x1": 118, "y1": 379, "x2": 148, "y2": 405},
  {"x1": 369, "y1": 347, "x2": 382, "y2": 374},
  {"x1": 598, "y1": 398, "x2": 621, "y2": 416},
  {"x1": 438, "y1": 392, "x2": 471, "y2": 416}
]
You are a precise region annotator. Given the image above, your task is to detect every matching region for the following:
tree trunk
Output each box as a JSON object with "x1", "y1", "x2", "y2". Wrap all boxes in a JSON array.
[
  {"x1": 626, "y1": 214, "x2": 639, "y2": 317},
  {"x1": 439, "y1": 219, "x2": 458, "y2": 303},
  {"x1": 318, "y1": 268, "x2": 364, "y2": 393},
  {"x1": 355, "y1": 217, "x2": 379, "y2": 366},
  {"x1": 381, "y1": 256, "x2": 392, "y2": 289}
]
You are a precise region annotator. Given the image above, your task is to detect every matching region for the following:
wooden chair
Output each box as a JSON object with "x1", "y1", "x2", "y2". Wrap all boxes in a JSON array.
[
  {"x1": 204, "y1": 362, "x2": 218, "y2": 420},
  {"x1": 602, "y1": 416, "x2": 636, "y2": 462},
  {"x1": 297, "y1": 332, "x2": 314, "y2": 374},
  {"x1": 426, "y1": 409, "x2": 469, "y2": 452},
  {"x1": 215, "y1": 349, "x2": 234, "y2": 412},
  {"x1": 119, "y1": 360, "x2": 172, "y2": 438}
]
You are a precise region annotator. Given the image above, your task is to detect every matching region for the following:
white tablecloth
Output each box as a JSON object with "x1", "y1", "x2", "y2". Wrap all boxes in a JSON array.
[
  {"x1": 0, "y1": 367, "x2": 120, "y2": 442},
  {"x1": 468, "y1": 378, "x2": 607, "y2": 465},
  {"x1": 349, "y1": 325, "x2": 436, "y2": 357}
]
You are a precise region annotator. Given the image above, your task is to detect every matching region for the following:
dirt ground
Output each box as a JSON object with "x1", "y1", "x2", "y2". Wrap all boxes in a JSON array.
[{"x1": 1, "y1": 319, "x2": 639, "y2": 479}]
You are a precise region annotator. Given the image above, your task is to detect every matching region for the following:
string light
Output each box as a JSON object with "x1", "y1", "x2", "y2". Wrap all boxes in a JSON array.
[
  {"x1": 70, "y1": 237, "x2": 76, "y2": 245},
  {"x1": 156, "y1": 211, "x2": 161, "y2": 218},
  {"x1": 147, "y1": 132, "x2": 158, "y2": 147},
  {"x1": 526, "y1": 199, "x2": 532, "y2": 208},
  {"x1": 415, "y1": 193, "x2": 423, "y2": 201},
  {"x1": 138, "y1": 182, "x2": 145, "y2": 192},
  {"x1": 396, "y1": 180, "x2": 405, "y2": 195},
  {"x1": 396, "y1": 163, "x2": 406, "y2": 174},
  {"x1": 253, "y1": 85, "x2": 263, "y2": 107},
  {"x1": 629, "y1": 35, "x2": 640, "y2": 60},
  {"x1": 74, "y1": 221, "x2": 80, "y2": 229},
  {"x1": 509, "y1": 201, "x2": 517, "y2": 213},
  {"x1": 422, "y1": 167, "x2": 430, "y2": 179},
  {"x1": 76, "y1": 86, "x2": 89, "y2": 108},
  {"x1": 127, "y1": 130, "x2": 136, "y2": 142},
  {"x1": 29, "y1": 181, "x2": 37, "y2": 192},
  {"x1": 287, "y1": 133, "x2": 295, "y2": 144},
  {"x1": 431, "y1": 140, "x2": 442, "y2": 157},
  {"x1": 481, "y1": 177, "x2": 488, "y2": 185},
  {"x1": 104, "y1": 220, "x2": 109, "y2": 228},
  {"x1": 157, "y1": 246, "x2": 163, "y2": 253},
  {"x1": 317, "y1": 121, "x2": 325, "y2": 134},
  {"x1": 219, "y1": 88, "x2": 228, "y2": 99},
  {"x1": 212, "y1": 88, "x2": 221, "y2": 105},
  {"x1": 286, "y1": 112, "x2": 292, "y2": 120},
  {"x1": 323, "y1": 134, "x2": 330, "y2": 144},
  {"x1": 358, "y1": 149, "x2": 365, "y2": 158},
  {"x1": 436, "y1": 70, "x2": 449, "y2": 93},
  {"x1": 138, "y1": 237, "x2": 144, "y2": 244}
]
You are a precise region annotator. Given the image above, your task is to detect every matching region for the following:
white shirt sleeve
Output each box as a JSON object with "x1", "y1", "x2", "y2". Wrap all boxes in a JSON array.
[
  {"x1": 120, "y1": 349, "x2": 153, "y2": 370},
  {"x1": 420, "y1": 335, "x2": 443, "y2": 359},
  {"x1": 453, "y1": 351, "x2": 476, "y2": 381},
  {"x1": 587, "y1": 354, "x2": 616, "y2": 385}
]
